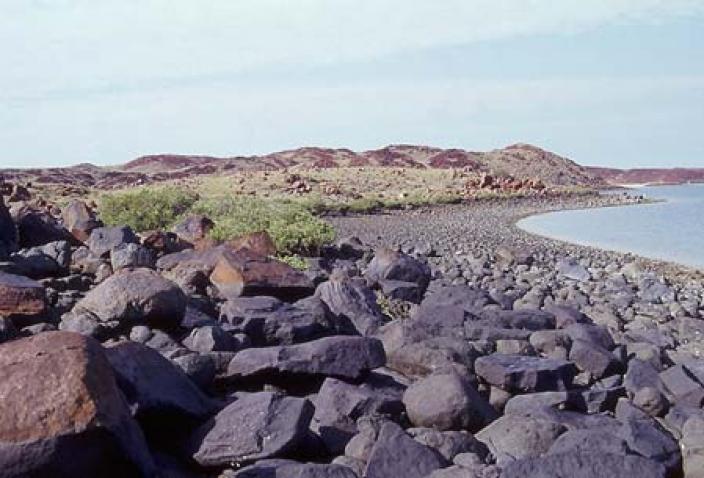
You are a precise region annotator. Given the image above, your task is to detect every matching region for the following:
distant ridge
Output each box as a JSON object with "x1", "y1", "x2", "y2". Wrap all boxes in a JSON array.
[
  {"x1": 587, "y1": 167, "x2": 704, "y2": 186},
  {"x1": 1, "y1": 143, "x2": 605, "y2": 190}
]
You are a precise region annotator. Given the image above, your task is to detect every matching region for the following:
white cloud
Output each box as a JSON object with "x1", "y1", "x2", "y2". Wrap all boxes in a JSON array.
[{"x1": 2, "y1": 0, "x2": 703, "y2": 100}]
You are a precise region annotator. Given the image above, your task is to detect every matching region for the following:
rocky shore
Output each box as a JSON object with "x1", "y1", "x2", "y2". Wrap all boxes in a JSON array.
[{"x1": 1, "y1": 190, "x2": 703, "y2": 477}]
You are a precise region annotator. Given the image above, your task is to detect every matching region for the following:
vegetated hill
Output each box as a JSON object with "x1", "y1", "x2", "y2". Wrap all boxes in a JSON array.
[
  {"x1": 587, "y1": 167, "x2": 704, "y2": 186},
  {"x1": 1, "y1": 143, "x2": 603, "y2": 190}
]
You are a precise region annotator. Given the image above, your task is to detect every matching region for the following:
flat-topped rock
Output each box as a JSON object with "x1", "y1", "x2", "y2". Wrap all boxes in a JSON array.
[
  {"x1": 189, "y1": 391, "x2": 313, "y2": 467},
  {"x1": 210, "y1": 249, "x2": 314, "y2": 301},
  {"x1": 474, "y1": 353, "x2": 577, "y2": 393},
  {"x1": 0, "y1": 271, "x2": 45, "y2": 316},
  {"x1": 227, "y1": 335, "x2": 386, "y2": 381}
]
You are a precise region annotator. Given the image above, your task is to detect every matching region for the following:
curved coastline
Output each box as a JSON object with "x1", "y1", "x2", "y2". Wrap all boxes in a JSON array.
[
  {"x1": 513, "y1": 193, "x2": 703, "y2": 275},
  {"x1": 327, "y1": 192, "x2": 704, "y2": 283}
]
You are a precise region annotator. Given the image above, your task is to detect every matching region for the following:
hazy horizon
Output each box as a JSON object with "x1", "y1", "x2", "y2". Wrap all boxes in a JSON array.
[{"x1": 2, "y1": 1, "x2": 703, "y2": 169}]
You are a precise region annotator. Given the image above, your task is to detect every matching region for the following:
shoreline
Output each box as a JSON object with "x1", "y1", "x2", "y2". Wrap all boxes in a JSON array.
[{"x1": 327, "y1": 192, "x2": 704, "y2": 284}]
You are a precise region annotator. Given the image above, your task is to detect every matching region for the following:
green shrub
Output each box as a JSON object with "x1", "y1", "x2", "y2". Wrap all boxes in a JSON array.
[
  {"x1": 276, "y1": 254, "x2": 309, "y2": 270},
  {"x1": 99, "y1": 187, "x2": 199, "y2": 231},
  {"x1": 190, "y1": 196, "x2": 335, "y2": 255}
]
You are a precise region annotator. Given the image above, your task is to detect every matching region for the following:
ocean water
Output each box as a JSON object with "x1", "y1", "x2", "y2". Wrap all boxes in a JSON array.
[{"x1": 517, "y1": 184, "x2": 704, "y2": 270}]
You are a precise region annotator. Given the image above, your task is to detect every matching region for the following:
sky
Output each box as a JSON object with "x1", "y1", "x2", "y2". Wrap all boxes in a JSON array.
[{"x1": 2, "y1": 1, "x2": 704, "y2": 169}]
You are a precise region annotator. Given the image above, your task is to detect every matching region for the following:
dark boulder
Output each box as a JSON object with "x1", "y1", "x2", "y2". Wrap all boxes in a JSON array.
[
  {"x1": 364, "y1": 421, "x2": 448, "y2": 478},
  {"x1": 226, "y1": 336, "x2": 386, "y2": 382},
  {"x1": 189, "y1": 392, "x2": 314, "y2": 467},
  {"x1": 86, "y1": 226, "x2": 139, "y2": 258},
  {"x1": 474, "y1": 354, "x2": 577, "y2": 393}
]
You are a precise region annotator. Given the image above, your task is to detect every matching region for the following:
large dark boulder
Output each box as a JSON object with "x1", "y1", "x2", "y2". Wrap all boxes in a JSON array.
[
  {"x1": 189, "y1": 392, "x2": 314, "y2": 467},
  {"x1": 474, "y1": 354, "x2": 577, "y2": 393},
  {"x1": 365, "y1": 248, "x2": 431, "y2": 298},
  {"x1": 226, "y1": 336, "x2": 386, "y2": 382},
  {"x1": 312, "y1": 374, "x2": 406, "y2": 454},
  {"x1": 316, "y1": 272, "x2": 386, "y2": 336},
  {"x1": 402, "y1": 371, "x2": 495, "y2": 432},
  {"x1": 0, "y1": 332, "x2": 155, "y2": 477},
  {"x1": 14, "y1": 208, "x2": 77, "y2": 248},
  {"x1": 65, "y1": 268, "x2": 186, "y2": 331},
  {"x1": 364, "y1": 421, "x2": 447, "y2": 478},
  {"x1": 104, "y1": 341, "x2": 217, "y2": 423},
  {"x1": 86, "y1": 226, "x2": 139, "y2": 257}
]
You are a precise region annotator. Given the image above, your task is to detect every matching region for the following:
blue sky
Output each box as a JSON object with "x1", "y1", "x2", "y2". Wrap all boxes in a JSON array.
[{"x1": 2, "y1": 1, "x2": 703, "y2": 168}]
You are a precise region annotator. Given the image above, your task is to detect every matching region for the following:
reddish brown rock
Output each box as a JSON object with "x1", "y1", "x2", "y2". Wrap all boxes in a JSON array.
[
  {"x1": 210, "y1": 249, "x2": 314, "y2": 300},
  {"x1": 226, "y1": 230, "x2": 277, "y2": 256},
  {"x1": 0, "y1": 331, "x2": 155, "y2": 477},
  {"x1": 61, "y1": 199, "x2": 101, "y2": 242},
  {"x1": 0, "y1": 272, "x2": 45, "y2": 316}
]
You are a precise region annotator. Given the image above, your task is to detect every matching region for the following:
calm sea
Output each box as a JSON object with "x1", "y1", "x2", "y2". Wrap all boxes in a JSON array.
[{"x1": 517, "y1": 184, "x2": 704, "y2": 270}]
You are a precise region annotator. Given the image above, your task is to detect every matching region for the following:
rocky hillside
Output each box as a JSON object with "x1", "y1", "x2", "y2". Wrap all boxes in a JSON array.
[
  {"x1": 587, "y1": 167, "x2": 704, "y2": 186},
  {"x1": 1, "y1": 143, "x2": 603, "y2": 190}
]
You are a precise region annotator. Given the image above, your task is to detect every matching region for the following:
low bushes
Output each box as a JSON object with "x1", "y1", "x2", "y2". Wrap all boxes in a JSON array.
[{"x1": 98, "y1": 188, "x2": 335, "y2": 256}]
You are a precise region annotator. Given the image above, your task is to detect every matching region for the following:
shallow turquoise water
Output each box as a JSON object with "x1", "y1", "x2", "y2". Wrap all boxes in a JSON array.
[{"x1": 517, "y1": 184, "x2": 704, "y2": 270}]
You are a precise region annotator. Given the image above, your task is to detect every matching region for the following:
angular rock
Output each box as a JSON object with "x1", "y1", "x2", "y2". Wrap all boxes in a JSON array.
[
  {"x1": 557, "y1": 258, "x2": 590, "y2": 282},
  {"x1": 110, "y1": 242, "x2": 155, "y2": 270},
  {"x1": 227, "y1": 336, "x2": 386, "y2": 382},
  {"x1": 189, "y1": 392, "x2": 314, "y2": 467},
  {"x1": 105, "y1": 341, "x2": 216, "y2": 423},
  {"x1": 68, "y1": 268, "x2": 186, "y2": 330},
  {"x1": 364, "y1": 421, "x2": 447, "y2": 478},
  {"x1": 365, "y1": 248, "x2": 431, "y2": 294},
  {"x1": 0, "y1": 271, "x2": 45, "y2": 316},
  {"x1": 474, "y1": 354, "x2": 577, "y2": 393},
  {"x1": 502, "y1": 452, "x2": 667, "y2": 478},
  {"x1": 312, "y1": 375, "x2": 406, "y2": 454},
  {"x1": 475, "y1": 415, "x2": 566, "y2": 463},
  {"x1": 86, "y1": 226, "x2": 139, "y2": 257},
  {"x1": 0, "y1": 332, "x2": 155, "y2": 477},
  {"x1": 226, "y1": 230, "x2": 277, "y2": 257},
  {"x1": 316, "y1": 272, "x2": 386, "y2": 335},
  {"x1": 420, "y1": 285, "x2": 495, "y2": 313},
  {"x1": 660, "y1": 364, "x2": 704, "y2": 407},
  {"x1": 403, "y1": 371, "x2": 495, "y2": 432},
  {"x1": 221, "y1": 296, "x2": 340, "y2": 346},
  {"x1": 569, "y1": 339, "x2": 623, "y2": 380},
  {"x1": 62, "y1": 199, "x2": 101, "y2": 242},
  {"x1": 172, "y1": 214, "x2": 214, "y2": 244},
  {"x1": 15, "y1": 208, "x2": 77, "y2": 248},
  {"x1": 210, "y1": 249, "x2": 314, "y2": 301},
  {"x1": 183, "y1": 325, "x2": 243, "y2": 353},
  {"x1": 408, "y1": 428, "x2": 488, "y2": 463}
]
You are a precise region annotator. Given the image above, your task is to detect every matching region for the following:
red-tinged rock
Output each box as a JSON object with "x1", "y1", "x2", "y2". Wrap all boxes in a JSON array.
[
  {"x1": 226, "y1": 230, "x2": 277, "y2": 256},
  {"x1": 0, "y1": 272, "x2": 45, "y2": 316},
  {"x1": 61, "y1": 199, "x2": 101, "y2": 242},
  {"x1": 0, "y1": 331, "x2": 156, "y2": 477},
  {"x1": 210, "y1": 249, "x2": 314, "y2": 301}
]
